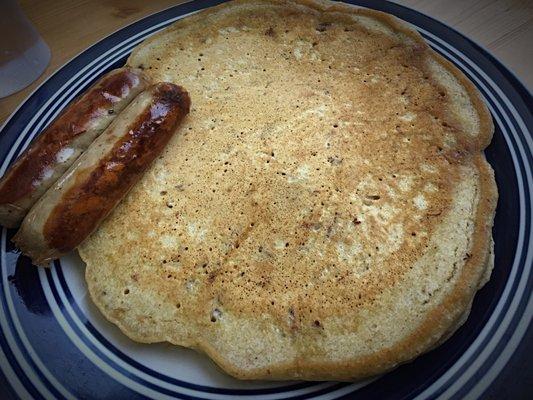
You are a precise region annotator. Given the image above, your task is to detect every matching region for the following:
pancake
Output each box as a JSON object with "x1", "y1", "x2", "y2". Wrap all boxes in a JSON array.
[{"x1": 79, "y1": 0, "x2": 497, "y2": 381}]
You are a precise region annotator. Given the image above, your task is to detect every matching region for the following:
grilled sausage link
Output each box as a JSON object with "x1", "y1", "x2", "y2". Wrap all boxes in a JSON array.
[
  {"x1": 13, "y1": 83, "x2": 191, "y2": 266},
  {"x1": 0, "y1": 67, "x2": 151, "y2": 228}
]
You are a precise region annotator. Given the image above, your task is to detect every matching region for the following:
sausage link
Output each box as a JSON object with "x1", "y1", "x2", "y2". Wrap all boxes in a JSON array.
[
  {"x1": 0, "y1": 67, "x2": 151, "y2": 228},
  {"x1": 13, "y1": 83, "x2": 191, "y2": 266}
]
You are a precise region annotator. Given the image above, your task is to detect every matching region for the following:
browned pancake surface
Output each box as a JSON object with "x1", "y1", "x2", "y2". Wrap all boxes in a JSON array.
[{"x1": 79, "y1": 0, "x2": 497, "y2": 380}]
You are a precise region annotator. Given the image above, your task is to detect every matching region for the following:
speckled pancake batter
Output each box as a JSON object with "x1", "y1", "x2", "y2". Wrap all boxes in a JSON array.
[{"x1": 79, "y1": 0, "x2": 497, "y2": 381}]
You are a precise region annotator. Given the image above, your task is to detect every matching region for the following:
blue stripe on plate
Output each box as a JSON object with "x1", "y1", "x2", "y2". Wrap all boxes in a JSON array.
[
  {"x1": 1, "y1": 236, "x2": 150, "y2": 400},
  {"x1": 41, "y1": 269, "x2": 183, "y2": 399},
  {"x1": 0, "y1": 242, "x2": 70, "y2": 399},
  {"x1": 0, "y1": 309, "x2": 44, "y2": 400}
]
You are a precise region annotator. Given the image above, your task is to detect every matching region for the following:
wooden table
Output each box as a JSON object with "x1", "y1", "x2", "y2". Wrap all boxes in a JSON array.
[{"x1": 0, "y1": 0, "x2": 531, "y2": 125}]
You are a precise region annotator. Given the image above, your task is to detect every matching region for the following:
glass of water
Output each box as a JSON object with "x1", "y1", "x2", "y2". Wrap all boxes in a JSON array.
[{"x1": 0, "y1": 0, "x2": 51, "y2": 98}]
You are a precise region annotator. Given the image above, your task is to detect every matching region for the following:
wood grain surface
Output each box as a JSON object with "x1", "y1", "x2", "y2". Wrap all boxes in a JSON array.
[{"x1": 0, "y1": 0, "x2": 531, "y2": 124}]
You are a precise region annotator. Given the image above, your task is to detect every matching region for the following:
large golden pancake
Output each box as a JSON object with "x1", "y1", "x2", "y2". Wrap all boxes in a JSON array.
[{"x1": 79, "y1": 0, "x2": 497, "y2": 380}]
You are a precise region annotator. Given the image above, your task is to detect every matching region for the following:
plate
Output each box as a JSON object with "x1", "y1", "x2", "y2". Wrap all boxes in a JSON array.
[{"x1": 0, "y1": 1, "x2": 531, "y2": 399}]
